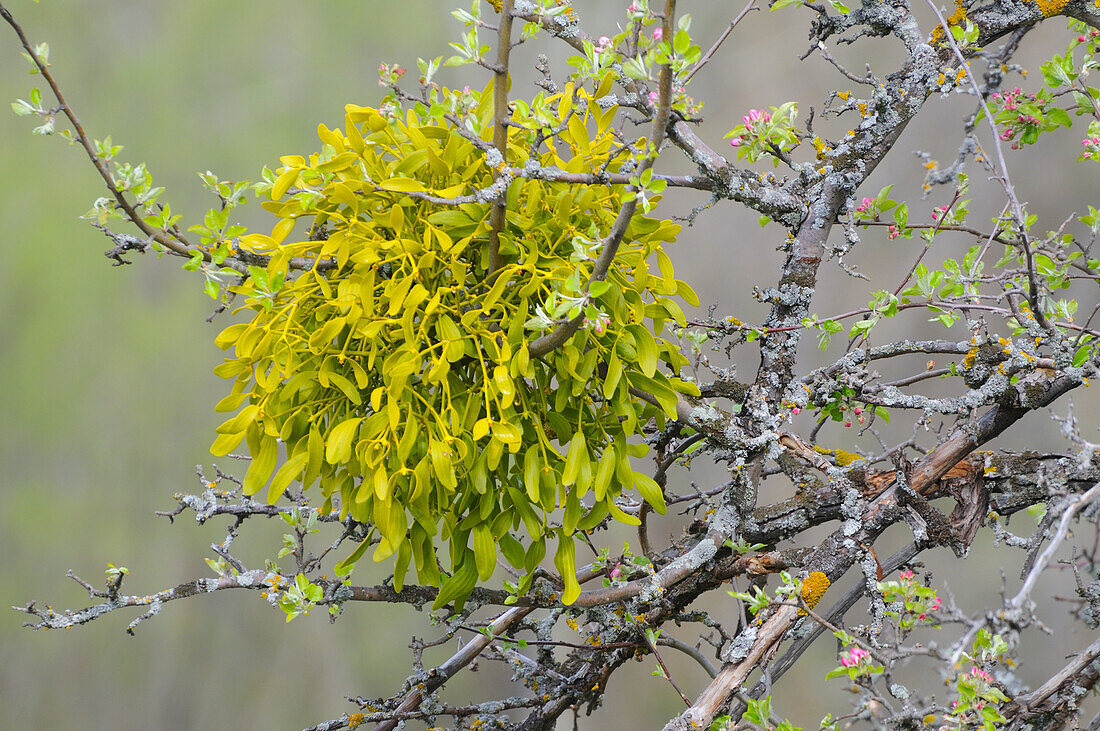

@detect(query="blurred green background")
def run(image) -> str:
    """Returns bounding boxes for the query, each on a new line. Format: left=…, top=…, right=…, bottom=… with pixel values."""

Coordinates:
left=2, top=2, right=1099, bottom=728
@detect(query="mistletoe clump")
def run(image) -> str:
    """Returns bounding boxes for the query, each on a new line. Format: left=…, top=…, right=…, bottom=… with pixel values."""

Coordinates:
left=209, top=79, right=699, bottom=607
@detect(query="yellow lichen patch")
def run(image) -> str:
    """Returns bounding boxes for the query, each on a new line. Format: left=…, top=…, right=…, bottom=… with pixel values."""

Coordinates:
left=833, top=449, right=863, bottom=466
left=812, top=445, right=862, bottom=466
left=347, top=714, right=366, bottom=729
left=837, top=90, right=851, bottom=100
left=1036, top=0, right=1069, bottom=15
left=813, top=135, right=828, bottom=159
left=962, top=347, right=978, bottom=369
left=799, top=571, right=831, bottom=615
left=931, top=0, right=967, bottom=44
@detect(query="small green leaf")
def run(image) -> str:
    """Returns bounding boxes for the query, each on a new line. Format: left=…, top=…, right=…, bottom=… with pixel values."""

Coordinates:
left=633, top=472, right=667, bottom=514
left=325, top=418, right=363, bottom=464
left=243, top=435, right=279, bottom=497
left=472, top=523, right=496, bottom=581
left=553, top=531, right=581, bottom=605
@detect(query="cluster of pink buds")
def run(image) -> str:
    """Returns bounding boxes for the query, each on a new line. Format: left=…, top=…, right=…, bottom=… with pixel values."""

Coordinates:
left=839, top=404, right=865, bottom=428
left=930, top=204, right=948, bottom=221
left=594, top=36, right=613, bottom=53
left=652, top=27, right=663, bottom=41
left=963, top=668, right=992, bottom=684
left=627, top=2, right=644, bottom=16
left=990, top=87, right=1027, bottom=111
left=1077, top=30, right=1100, bottom=43
left=839, top=647, right=870, bottom=668
left=918, top=596, right=942, bottom=620
left=377, top=62, right=406, bottom=87
left=1082, top=135, right=1100, bottom=159
left=729, top=108, right=771, bottom=147
left=989, top=87, right=1046, bottom=150
left=584, top=314, right=611, bottom=335
left=854, top=197, right=874, bottom=213
left=899, top=569, right=915, bottom=581
left=887, top=224, right=900, bottom=239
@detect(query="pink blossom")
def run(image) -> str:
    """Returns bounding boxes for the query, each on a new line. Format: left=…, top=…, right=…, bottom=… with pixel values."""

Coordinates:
left=844, top=420, right=852, bottom=428
left=595, top=36, right=612, bottom=52
left=1080, top=35, right=1087, bottom=43
left=839, top=647, right=869, bottom=668
left=742, top=108, right=770, bottom=127
left=729, top=137, right=743, bottom=147
left=652, top=27, right=663, bottom=41
left=899, top=570, right=914, bottom=580
left=792, top=407, right=801, bottom=415
left=648, top=91, right=658, bottom=103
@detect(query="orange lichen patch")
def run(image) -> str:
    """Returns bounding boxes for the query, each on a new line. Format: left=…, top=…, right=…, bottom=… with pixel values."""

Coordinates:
left=837, top=90, right=851, bottom=100
left=554, top=0, right=577, bottom=22
left=799, top=572, right=831, bottom=615
left=347, top=714, right=366, bottom=729
left=931, top=0, right=967, bottom=44
left=1036, top=0, right=1069, bottom=15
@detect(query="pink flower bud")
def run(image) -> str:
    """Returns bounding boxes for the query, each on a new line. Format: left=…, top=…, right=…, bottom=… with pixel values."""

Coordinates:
left=652, top=27, right=663, bottom=40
